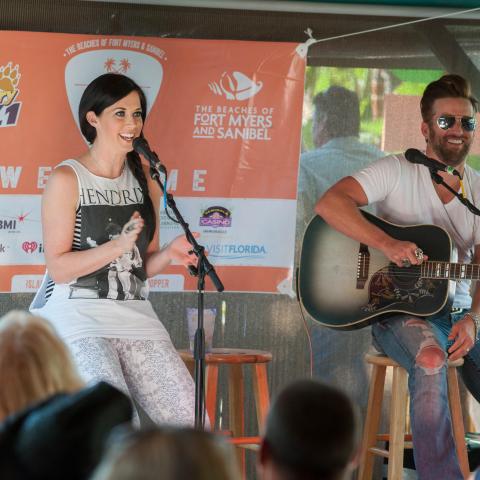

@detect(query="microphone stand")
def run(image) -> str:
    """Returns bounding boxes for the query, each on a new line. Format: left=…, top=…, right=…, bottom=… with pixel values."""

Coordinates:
left=429, top=168, right=480, bottom=216
left=148, top=159, right=224, bottom=430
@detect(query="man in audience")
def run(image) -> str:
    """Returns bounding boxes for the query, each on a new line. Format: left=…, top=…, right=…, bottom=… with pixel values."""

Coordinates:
left=297, top=85, right=383, bottom=233
left=296, top=86, right=383, bottom=424
left=258, top=379, right=358, bottom=480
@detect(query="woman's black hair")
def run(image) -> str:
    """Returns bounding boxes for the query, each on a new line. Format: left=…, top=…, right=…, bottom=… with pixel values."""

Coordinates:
left=78, top=73, right=155, bottom=242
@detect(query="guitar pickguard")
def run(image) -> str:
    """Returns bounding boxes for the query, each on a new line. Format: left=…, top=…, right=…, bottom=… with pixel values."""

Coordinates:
left=364, top=267, right=437, bottom=313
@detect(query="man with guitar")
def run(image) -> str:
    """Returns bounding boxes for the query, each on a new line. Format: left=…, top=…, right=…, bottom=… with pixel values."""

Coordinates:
left=315, top=74, right=480, bottom=480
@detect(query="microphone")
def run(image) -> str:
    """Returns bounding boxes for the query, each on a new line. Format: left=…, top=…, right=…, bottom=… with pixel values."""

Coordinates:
left=133, top=137, right=162, bottom=171
left=404, top=148, right=461, bottom=177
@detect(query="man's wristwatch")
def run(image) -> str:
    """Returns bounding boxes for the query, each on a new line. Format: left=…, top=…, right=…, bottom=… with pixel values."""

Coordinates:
left=467, top=311, right=480, bottom=342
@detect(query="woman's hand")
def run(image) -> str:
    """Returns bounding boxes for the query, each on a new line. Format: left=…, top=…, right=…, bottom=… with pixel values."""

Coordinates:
left=115, top=212, right=144, bottom=253
left=167, top=232, right=201, bottom=267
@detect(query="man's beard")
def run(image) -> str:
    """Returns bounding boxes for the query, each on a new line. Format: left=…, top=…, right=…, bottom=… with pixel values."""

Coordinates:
left=429, top=131, right=472, bottom=167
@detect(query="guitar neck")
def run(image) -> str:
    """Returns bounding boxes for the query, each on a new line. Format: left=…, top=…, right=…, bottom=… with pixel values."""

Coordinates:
left=422, top=261, right=480, bottom=281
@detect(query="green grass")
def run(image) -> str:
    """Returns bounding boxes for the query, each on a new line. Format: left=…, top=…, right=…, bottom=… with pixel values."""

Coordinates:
left=467, top=155, right=480, bottom=171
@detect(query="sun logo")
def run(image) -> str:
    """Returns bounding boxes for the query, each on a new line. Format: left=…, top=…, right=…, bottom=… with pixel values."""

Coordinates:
left=0, top=62, right=21, bottom=107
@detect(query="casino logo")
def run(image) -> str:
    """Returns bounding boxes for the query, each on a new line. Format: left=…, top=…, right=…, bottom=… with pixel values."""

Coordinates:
left=0, top=62, right=22, bottom=127
left=199, top=206, right=232, bottom=228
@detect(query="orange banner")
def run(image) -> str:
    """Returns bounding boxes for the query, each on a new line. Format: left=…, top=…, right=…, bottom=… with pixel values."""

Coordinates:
left=0, top=31, right=305, bottom=293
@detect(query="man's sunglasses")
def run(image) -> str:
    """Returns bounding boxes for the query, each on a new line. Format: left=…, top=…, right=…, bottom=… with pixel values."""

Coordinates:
left=436, top=115, right=477, bottom=132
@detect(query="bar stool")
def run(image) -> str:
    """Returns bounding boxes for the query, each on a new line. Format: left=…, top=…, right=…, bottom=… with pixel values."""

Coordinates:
left=178, top=348, right=272, bottom=477
left=359, top=353, right=469, bottom=480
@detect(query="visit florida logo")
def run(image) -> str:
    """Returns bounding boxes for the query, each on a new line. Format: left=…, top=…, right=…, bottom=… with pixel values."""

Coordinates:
left=0, top=62, right=22, bottom=127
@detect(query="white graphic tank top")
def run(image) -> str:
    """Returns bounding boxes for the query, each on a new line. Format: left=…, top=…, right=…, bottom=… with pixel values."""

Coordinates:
left=30, top=159, right=170, bottom=342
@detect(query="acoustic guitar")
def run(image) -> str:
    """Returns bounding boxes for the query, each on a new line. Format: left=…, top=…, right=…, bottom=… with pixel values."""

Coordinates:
left=297, top=210, right=476, bottom=330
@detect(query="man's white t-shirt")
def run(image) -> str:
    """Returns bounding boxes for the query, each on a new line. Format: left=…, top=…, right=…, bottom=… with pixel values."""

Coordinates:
left=352, top=153, right=480, bottom=309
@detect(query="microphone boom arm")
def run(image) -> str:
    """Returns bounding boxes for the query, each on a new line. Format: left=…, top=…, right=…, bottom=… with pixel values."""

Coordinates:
left=148, top=163, right=224, bottom=291
left=429, top=168, right=480, bottom=216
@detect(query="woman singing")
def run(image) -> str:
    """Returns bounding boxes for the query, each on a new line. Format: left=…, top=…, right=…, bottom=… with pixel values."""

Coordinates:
left=31, top=73, right=197, bottom=426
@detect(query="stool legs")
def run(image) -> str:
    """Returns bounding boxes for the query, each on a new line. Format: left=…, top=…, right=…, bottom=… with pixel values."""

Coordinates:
left=228, top=364, right=246, bottom=477
left=359, top=363, right=387, bottom=480
left=360, top=357, right=470, bottom=480
left=252, top=363, right=270, bottom=431
left=447, top=367, right=469, bottom=479
left=177, top=349, right=272, bottom=480
left=228, top=364, right=245, bottom=437
left=388, top=366, right=408, bottom=480
left=206, top=365, right=219, bottom=429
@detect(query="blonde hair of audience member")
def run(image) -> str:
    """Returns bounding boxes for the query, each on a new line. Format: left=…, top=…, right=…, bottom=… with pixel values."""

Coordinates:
left=0, top=310, right=83, bottom=421
left=91, top=427, right=240, bottom=480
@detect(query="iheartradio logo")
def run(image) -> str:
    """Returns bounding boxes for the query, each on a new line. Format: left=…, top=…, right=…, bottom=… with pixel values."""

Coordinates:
left=64, top=49, right=164, bottom=139
left=22, top=241, right=43, bottom=254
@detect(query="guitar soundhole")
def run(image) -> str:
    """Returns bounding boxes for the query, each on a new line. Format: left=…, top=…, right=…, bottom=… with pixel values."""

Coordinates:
left=388, top=264, right=421, bottom=289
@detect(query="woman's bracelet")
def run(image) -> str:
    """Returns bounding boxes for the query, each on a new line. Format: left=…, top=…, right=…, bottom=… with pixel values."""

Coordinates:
left=466, top=311, right=480, bottom=342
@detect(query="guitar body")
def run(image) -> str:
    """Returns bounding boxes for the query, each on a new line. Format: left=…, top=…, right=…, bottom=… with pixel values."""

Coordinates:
left=298, top=210, right=456, bottom=330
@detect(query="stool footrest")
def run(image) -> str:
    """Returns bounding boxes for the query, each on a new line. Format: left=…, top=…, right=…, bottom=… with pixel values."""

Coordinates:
left=369, top=447, right=389, bottom=458
left=377, top=433, right=413, bottom=442
left=228, top=436, right=261, bottom=445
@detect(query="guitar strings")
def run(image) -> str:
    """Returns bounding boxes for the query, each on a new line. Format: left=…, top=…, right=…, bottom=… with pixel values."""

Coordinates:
left=353, top=264, right=479, bottom=280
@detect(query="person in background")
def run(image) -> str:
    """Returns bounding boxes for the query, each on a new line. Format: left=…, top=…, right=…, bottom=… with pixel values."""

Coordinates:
left=0, top=310, right=132, bottom=480
left=257, top=379, right=358, bottom=480
left=0, top=309, right=83, bottom=421
left=90, top=426, right=240, bottom=480
left=297, top=86, right=384, bottom=232
left=296, top=86, right=383, bottom=424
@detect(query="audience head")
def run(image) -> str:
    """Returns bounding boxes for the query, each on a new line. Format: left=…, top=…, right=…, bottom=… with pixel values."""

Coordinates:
left=259, top=379, right=358, bottom=480
left=0, top=310, right=83, bottom=421
left=312, top=86, right=360, bottom=148
left=0, top=381, right=133, bottom=480
left=91, top=426, right=240, bottom=480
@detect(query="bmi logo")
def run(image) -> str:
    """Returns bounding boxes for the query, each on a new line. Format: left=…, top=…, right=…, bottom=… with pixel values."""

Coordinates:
left=0, top=219, right=17, bottom=231
left=0, top=212, right=31, bottom=233
left=0, top=62, right=22, bottom=127
left=209, top=71, right=262, bottom=101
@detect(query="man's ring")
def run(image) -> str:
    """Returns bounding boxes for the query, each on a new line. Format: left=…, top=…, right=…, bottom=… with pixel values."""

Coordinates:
left=414, top=248, right=424, bottom=262
left=402, top=258, right=411, bottom=268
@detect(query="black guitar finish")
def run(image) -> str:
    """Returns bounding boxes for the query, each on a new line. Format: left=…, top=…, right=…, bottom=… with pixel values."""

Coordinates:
left=298, top=211, right=456, bottom=330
